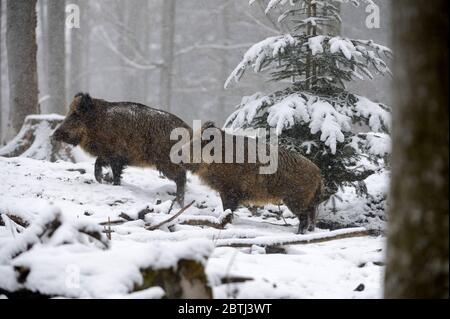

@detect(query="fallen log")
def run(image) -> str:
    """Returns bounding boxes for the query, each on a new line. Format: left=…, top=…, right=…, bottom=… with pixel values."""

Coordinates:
left=178, top=210, right=233, bottom=230
left=214, top=227, right=372, bottom=248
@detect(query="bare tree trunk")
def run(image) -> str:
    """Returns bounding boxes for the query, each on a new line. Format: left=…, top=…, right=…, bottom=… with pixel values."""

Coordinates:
left=38, top=0, right=49, bottom=109
left=69, top=0, right=90, bottom=96
left=47, top=0, right=66, bottom=114
left=159, top=0, right=176, bottom=112
left=385, top=0, right=449, bottom=299
left=0, top=0, right=3, bottom=144
left=142, top=0, right=151, bottom=105
left=6, top=0, right=39, bottom=134
left=218, top=1, right=231, bottom=111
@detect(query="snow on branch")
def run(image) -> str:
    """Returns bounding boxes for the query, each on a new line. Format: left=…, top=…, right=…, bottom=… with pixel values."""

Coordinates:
left=349, top=132, right=391, bottom=157
left=225, top=92, right=390, bottom=154
left=225, top=93, right=271, bottom=129
left=224, top=35, right=297, bottom=89
left=252, top=0, right=377, bottom=16
left=225, top=34, right=391, bottom=90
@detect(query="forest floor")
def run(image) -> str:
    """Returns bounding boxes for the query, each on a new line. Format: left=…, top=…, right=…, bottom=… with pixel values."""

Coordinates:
left=0, top=156, right=386, bottom=298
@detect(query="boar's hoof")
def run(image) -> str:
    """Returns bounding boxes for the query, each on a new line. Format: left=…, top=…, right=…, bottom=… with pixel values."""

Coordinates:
left=95, top=173, right=103, bottom=184
left=297, top=216, right=310, bottom=234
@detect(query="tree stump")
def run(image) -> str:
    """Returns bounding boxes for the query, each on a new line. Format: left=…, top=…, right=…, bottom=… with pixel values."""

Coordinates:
left=0, top=114, right=75, bottom=162
left=137, top=259, right=213, bottom=299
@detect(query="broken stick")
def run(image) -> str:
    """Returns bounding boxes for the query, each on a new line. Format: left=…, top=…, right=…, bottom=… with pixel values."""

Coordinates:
left=145, top=200, right=195, bottom=231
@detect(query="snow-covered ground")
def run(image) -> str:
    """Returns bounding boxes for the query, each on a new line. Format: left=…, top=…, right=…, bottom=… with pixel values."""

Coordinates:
left=0, top=155, right=386, bottom=298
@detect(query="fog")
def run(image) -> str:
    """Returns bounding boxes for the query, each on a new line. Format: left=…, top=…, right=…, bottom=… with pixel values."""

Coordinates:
left=0, top=0, right=391, bottom=141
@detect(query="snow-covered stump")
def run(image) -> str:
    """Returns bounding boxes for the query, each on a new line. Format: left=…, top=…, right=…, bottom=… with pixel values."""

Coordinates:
left=0, top=207, right=213, bottom=299
left=0, top=114, right=75, bottom=162
left=137, top=259, right=212, bottom=299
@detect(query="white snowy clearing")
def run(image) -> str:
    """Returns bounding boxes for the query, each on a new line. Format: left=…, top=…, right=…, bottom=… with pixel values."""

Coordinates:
left=0, top=155, right=386, bottom=299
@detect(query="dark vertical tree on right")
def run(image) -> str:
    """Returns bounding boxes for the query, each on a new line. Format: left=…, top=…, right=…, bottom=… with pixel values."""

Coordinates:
left=385, top=0, right=449, bottom=298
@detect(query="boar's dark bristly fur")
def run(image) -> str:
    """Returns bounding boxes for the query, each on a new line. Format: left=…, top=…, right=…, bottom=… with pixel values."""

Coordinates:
left=183, top=122, right=324, bottom=234
left=53, top=93, right=192, bottom=206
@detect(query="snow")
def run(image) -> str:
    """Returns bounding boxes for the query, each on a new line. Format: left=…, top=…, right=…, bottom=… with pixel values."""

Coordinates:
left=224, top=35, right=296, bottom=89
left=308, top=99, right=351, bottom=154
left=224, top=93, right=270, bottom=130
left=225, top=91, right=391, bottom=156
left=309, top=35, right=326, bottom=55
left=267, top=94, right=310, bottom=135
left=0, top=156, right=386, bottom=298
left=355, top=96, right=391, bottom=132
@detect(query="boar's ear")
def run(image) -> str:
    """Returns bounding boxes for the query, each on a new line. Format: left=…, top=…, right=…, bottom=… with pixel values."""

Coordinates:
left=201, top=121, right=216, bottom=133
left=77, top=93, right=94, bottom=113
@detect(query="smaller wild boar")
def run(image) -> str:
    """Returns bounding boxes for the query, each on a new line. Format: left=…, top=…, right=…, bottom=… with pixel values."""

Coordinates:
left=53, top=93, right=191, bottom=206
left=182, top=122, right=324, bottom=234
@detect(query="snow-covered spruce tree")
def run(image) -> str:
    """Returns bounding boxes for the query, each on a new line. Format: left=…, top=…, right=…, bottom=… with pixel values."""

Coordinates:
left=224, top=0, right=392, bottom=227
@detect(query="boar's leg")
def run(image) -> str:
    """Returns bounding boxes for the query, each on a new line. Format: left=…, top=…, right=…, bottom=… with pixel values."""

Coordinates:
left=157, top=163, right=187, bottom=207
left=220, top=192, right=239, bottom=212
left=285, top=200, right=310, bottom=234
left=110, top=157, right=127, bottom=186
left=297, top=214, right=310, bottom=234
left=307, top=208, right=317, bottom=232
left=174, top=171, right=186, bottom=207
left=307, top=184, right=322, bottom=232
left=94, top=157, right=108, bottom=183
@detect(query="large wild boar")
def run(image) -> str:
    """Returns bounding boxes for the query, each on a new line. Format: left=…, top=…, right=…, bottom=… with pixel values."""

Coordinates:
left=52, top=93, right=191, bottom=206
left=181, top=122, right=324, bottom=234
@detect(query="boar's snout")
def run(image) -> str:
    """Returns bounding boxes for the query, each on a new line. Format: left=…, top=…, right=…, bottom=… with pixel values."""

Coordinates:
left=52, top=127, right=67, bottom=141
left=52, top=127, right=81, bottom=146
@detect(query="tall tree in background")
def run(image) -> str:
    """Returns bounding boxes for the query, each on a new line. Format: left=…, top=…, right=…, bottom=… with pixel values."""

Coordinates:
left=38, top=0, right=49, bottom=106
left=160, top=0, right=176, bottom=111
left=47, top=0, right=66, bottom=114
left=6, top=0, right=39, bottom=134
left=142, top=0, right=152, bottom=105
left=225, top=0, right=392, bottom=204
left=0, top=0, right=3, bottom=144
left=218, top=1, right=231, bottom=112
left=385, top=0, right=449, bottom=298
left=69, top=0, right=90, bottom=96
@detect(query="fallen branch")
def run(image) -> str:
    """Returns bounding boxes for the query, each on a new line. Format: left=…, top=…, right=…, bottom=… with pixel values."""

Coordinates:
left=220, top=276, right=254, bottom=284
left=145, top=200, right=195, bottom=231
left=214, top=227, right=371, bottom=248
left=179, top=210, right=233, bottom=230
left=0, top=212, right=31, bottom=228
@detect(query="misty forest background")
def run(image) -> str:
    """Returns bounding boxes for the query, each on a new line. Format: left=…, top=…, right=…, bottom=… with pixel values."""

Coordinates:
left=0, top=0, right=447, bottom=299
left=0, top=0, right=391, bottom=141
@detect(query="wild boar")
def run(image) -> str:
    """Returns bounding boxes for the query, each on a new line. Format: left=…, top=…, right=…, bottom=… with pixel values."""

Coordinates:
left=52, top=93, right=191, bottom=206
left=181, top=122, right=324, bottom=234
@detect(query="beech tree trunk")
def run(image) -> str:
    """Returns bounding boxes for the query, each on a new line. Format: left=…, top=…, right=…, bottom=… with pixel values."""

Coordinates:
left=69, top=0, right=90, bottom=96
left=47, top=0, right=66, bottom=114
left=6, top=0, right=39, bottom=134
left=0, top=0, right=3, bottom=144
left=159, top=0, right=176, bottom=112
left=385, top=0, right=449, bottom=298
